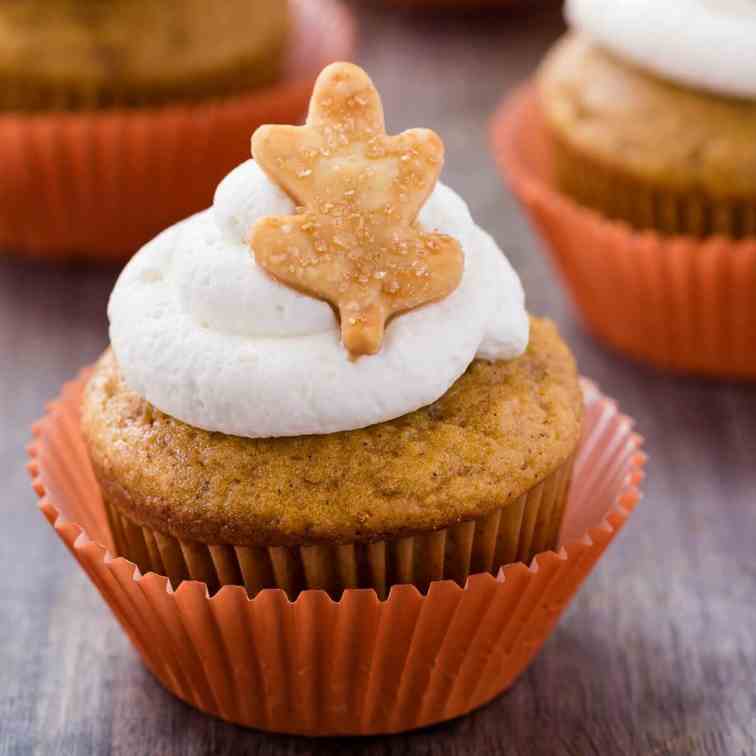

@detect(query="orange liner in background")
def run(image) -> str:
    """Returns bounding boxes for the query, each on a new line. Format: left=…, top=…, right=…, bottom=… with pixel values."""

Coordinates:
left=0, top=0, right=355, bottom=263
left=491, top=84, right=756, bottom=380
left=28, top=372, right=644, bottom=735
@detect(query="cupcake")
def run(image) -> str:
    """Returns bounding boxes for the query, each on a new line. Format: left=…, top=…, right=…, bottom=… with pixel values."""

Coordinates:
left=0, top=0, right=288, bottom=110
left=538, top=1, right=756, bottom=238
left=0, top=0, right=355, bottom=261
left=81, top=62, right=583, bottom=600
left=33, top=63, right=646, bottom=734
left=491, top=0, right=756, bottom=378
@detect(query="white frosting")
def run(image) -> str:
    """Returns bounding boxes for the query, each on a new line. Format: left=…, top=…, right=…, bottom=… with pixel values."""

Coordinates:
left=567, top=0, right=756, bottom=99
left=109, top=160, right=529, bottom=438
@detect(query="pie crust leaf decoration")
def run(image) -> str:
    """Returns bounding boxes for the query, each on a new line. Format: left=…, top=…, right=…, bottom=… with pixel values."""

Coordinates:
left=250, top=62, right=464, bottom=357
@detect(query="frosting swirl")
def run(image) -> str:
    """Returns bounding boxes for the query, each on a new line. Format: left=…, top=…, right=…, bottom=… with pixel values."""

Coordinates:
left=567, top=0, right=756, bottom=99
left=109, top=160, right=529, bottom=437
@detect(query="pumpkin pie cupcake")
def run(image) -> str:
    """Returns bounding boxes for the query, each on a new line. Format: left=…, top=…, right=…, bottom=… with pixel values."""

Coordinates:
left=492, top=0, right=756, bottom=378
left=33, top=62, right=646, bottom=735
left=81, top=62, right=583, bottom=599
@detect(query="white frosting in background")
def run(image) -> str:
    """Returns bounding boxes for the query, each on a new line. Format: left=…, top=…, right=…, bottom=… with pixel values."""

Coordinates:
left=109, top=160, right=529, bottom=438
left=567, top=0, right=756, bottom=99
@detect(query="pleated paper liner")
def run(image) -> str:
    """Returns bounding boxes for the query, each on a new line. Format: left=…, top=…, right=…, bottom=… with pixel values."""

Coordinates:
left=491, top=84, right=756, bottom=380
left=28, top=370, right=644, bottom=736
left=0, top=0, right=355, bottom=263
left=103, top=451, right=574, bottom=600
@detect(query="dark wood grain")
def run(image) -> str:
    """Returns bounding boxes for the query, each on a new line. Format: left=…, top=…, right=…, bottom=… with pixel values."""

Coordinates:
left=2, top=3, right=756, bottom=754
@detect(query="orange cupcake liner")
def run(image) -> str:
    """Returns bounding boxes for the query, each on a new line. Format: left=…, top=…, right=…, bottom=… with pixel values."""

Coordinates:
left=491, top=84, right=756, bottom=380
left=28, top=370, right=644, bottom=735
left=0, top=0, right=356, bottom=263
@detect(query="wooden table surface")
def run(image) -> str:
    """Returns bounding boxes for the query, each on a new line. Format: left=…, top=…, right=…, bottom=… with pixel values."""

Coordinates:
left=2, top=4, right=755, bottom=754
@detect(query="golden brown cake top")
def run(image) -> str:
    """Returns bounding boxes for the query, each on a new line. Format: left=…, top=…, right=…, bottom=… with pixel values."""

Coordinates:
left=82, top=318, right=583, bottom=546
left=538, top=34, right=756, bottom=199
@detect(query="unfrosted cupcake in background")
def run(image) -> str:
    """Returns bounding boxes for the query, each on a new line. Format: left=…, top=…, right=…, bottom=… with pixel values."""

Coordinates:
left=81, top=62, right=583, bottom=599
left=492, top=0, right=756, bottom=379
left=0, top=0, right=288, bottom=110
left=0, top=0, right=355, bottom=261
left=538, top=0, right=756, bottom=238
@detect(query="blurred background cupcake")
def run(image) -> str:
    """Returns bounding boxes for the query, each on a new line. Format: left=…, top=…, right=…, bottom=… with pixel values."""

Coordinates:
left=492, top=0, right=756, bottom=378
left=0, top=0, right=355, bottom=262
left=0, top=0, right=288, bottom=110
left=539, top=1, right=756, bottom=239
